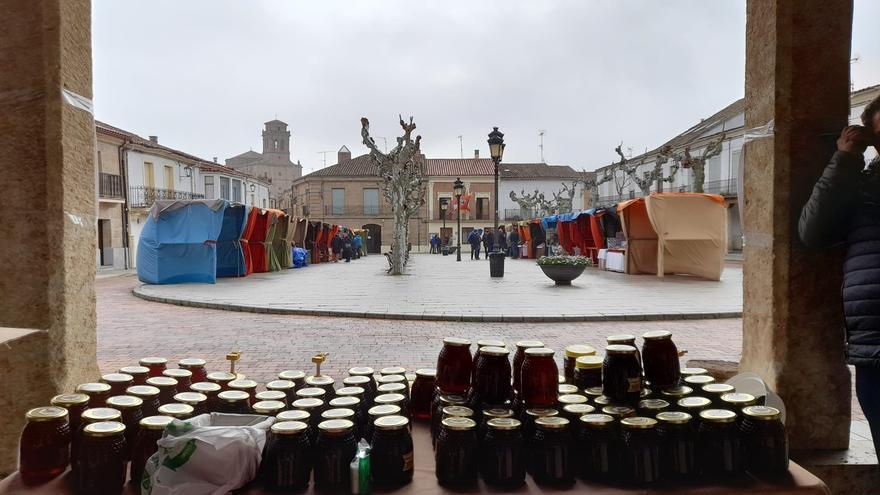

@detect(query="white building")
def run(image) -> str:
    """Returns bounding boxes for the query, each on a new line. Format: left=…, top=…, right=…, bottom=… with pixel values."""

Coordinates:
left=498, top=163, right=587, bottom=221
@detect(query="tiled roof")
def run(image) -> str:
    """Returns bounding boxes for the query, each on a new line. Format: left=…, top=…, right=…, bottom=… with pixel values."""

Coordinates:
left=426, top=158, right=495, bottom=176
left=500, top=163, right=581, bottom=179
left=301, top=154, right=379, bottom=178
left=228, top=150, right=262, bottom=161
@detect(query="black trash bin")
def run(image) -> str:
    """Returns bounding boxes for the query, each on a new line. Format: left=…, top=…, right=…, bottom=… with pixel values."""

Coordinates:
left=442, top=246, right=449, bottom=256
left=489, top=251, right=505, bottom=277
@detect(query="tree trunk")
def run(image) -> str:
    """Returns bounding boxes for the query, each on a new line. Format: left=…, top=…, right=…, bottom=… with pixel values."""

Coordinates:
left=693, top=164, right=705, bottom=193
left=389, top=181, right=409, bottom=275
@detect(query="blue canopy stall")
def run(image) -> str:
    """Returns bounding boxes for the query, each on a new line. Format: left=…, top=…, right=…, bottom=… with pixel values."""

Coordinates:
left=216, top=203, right=250, bottom=278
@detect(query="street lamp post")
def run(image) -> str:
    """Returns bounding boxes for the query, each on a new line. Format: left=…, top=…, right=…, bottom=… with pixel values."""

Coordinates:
left=454, top=178, right=464, bottom=262
left=440, top=198, right=449, bottom=255
left=487, top=127, right=506, bottom=277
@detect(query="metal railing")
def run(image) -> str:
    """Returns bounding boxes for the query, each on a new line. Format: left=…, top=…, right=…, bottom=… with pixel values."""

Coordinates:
left=129, top=186, right=205, bottom=208
left=99, top=172, right=124, bottom=199
left=323, top=205, right=388, bottom=216
left=437, top=210, right=491, bottom=221
left=703, top=178, right=738, bottom=196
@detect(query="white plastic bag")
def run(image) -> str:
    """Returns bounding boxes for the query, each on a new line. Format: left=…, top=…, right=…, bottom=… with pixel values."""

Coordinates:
left=142, top=413, right=275, bottom=495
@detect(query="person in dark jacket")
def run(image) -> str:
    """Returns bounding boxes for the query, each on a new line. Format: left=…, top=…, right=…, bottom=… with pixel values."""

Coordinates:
left=509, top=227, right=520, bottom=259
left=496, top=226, right=508, bottom=254
left=483, top=228, right=494, bottom=258
left=342, top=232, right=353, bottom=262
left=799, top=95, right=880, bottom=456
left=330, top=233, right=343, bottom=262
left=468, top=229, right=481, bottom=260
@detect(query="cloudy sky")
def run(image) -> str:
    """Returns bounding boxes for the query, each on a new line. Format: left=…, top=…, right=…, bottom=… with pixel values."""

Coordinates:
left=93, top=1, right=880, bottom=174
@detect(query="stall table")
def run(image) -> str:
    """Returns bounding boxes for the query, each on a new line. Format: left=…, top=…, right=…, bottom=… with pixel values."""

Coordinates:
left=0, top=422, right=829, bottom=495
left=604, top=248, right=626, bottom=273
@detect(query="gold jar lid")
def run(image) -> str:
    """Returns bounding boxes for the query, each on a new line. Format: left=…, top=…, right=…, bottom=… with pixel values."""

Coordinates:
left=50, top=393, right=89, bottom=407
left=487, top=417, right=522, bottom=430
left=292, top=398, right=324, bottom=410
left=678, top=397, right=712, bottom=410
left=563, top=404, right=595, bottom=416
left=375, top=415, right=409, bottom=431
left=605, top=344, right=637, bottom=355
left=217, top=390, right=249, bottom=403
left=638, top=399, right=670, bottom=411
left=120, top=365, right=150, bottom=376
left=82, top=407, right=121, bottom=422
left=305, top=376, right=334, bottom=387
left=559, top=394, right=588, bottom=405
left=443, top=337, right=471, bottom=347
left=565, top=344, right=597, bottom=358
left=575, top=356, right=603, bottom=369
left=329, top=396, right=360, bottom=409
left=377, top=374, right=406, bottom=385
left=602, top=405, right=636, bottom=418
left=536, top=416, right=569, bottom=430
left=684, top=375, right=716, bottom=386
left=515, top=340, right=545, bottom=349
left=558, top=384, right=579, bottom=395
left=482, top=408, right=514, bottom=419
left=524, top=347, right=554, bottom=357
left=642, top=330, right=673, bottom=340
left=580, top=413, right=615, bottom=427
left=321, top=408, right=355, bottom=421
left=480, top=346, right=510, bottom=356
left=253, top=401, right=287, bottom=414
left=348, top=367, right=374, bottom=377
left=606, top=334, right=636, bottom=344
left=377, top=383, right=407, bottom=395
left=368, top=404, right=401, bottom=417
left=380, top=366, right=407, bottom=376
left=656, top=411, right=693, bottom=424
left=660, top=386, right=693, bottom=399
left=477, top=339, right=505, bottom=348
left=374, top=393, right=405, bottom=405
left=277, top=410, right=310, bottom=422
left=318, top=419, right=354, bottom=435
left=702, top=383, right=735, bottom=395
left=742, top=405, right=781, bottom=421
left=272, top=420, right=308, bottom=435
left=343, top=376, right=371, bottom=387
left=336, top=387, right=365, bottom=397
left=140, top=415, right=174, bottom=430
left=26, top=406, right=68, bottom=422
left=158, top=403, right=194, bottom=418
left=700, top=409, right=737, bottom=423
left=441, top=417, right=476, bottom=431
left=584, top=387, right=603, bottom=398
left=163, top=369, right=193, bottom=380
left=593, top=395, right=611, bottom=407
left=106, top=395, right=143, bottom=409
left=621, top=417, right=658, bottom=429
left=266, top=379, right=295, bottom=391
left=101, top=373, right=134, bottom=384
left=415, top=368, right=437, bottom=377
left=255, top=391, right=287, bottom=402
left=146, top=377, right=178, bottom=389
left=229, top=379, right=258, bottom=390
left=174, top=392, right=207, bottom=405
left=721, top=393, right=757, bottom=406
left=439, top=394, right=468, bottom=406
left=127, top=385, right=160, bottom=398
left=207, top=371, right=237, bottom=382
left=190, top=382, right=221, bottom=394
left=442, top=406, right=474, bottom=418
left=139, top=357, right=168, bottom=366
left=279, top=370, right=306, bottom=381
left=178, top=358, right=206, bottom=368
left=84, top=421, right=126, bottom=437
left=525, top=408, right=558, bottom=418
left=680, top=367, right=708, bottom=376
left=296, top=387, right=326, bottom=399
left=77, top=382, right=112, bottom=394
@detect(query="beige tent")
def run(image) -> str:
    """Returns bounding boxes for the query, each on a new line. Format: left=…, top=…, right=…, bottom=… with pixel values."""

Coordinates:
left=618, top=193, right=727, bottom=280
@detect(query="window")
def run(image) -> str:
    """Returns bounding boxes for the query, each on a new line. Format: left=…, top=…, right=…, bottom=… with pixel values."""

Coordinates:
left=97, top=150, right=103, bottom=172
left=263, top=198, right=267, bottom=208
left=332, top=188, right=345, bottom=214
left=232, top=179, right=241, bottom=203
left=164, top=165, right=174, bottom=189
left=220, top=177, right=230, bottom=200
left=476, top=197, right=488, bottom=220
left=143, top=162, right=155, bottom=189
left=204, top=176, right=215, bottom=199
left=730, top=150, right=742, bottom=178
left=706, top=154, right=722, bottom=183
left=363, top=188, right=379, bottom=215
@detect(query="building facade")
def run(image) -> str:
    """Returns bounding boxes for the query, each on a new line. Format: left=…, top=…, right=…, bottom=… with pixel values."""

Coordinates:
left=226, top=119, right=303, bottom=211
left=498, top=163, right=588, bottom=221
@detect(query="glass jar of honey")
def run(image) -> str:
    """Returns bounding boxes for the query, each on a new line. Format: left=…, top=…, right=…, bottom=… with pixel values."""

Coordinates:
left=217, top=390, right=251, bottom=414
left=702, top=383, right=736, bottom=408
left=659, top=385, right=693, bottom=405
left=620, top=417, right=661, bottom=483
left=139, top=357, right=168, bottom=377
left=478, top=407, right=515, bottom=440
left=126, top=385, right=161, bottom=417
left=74, top=421, right=128, bottom=494
left=76, top=382, right=112, bottom=408
left=266, top=379, right=296, bottom=406
left=50, top=393, right=89, bottom=434
left=641, top=330, right=681, bottom=391
left=576, top=413, right=617, bottom=481
left=276, top=410, right=313, bottom=445
left=145, top=376, right=179, bottom=404
left=521, top=408, right=558, bottom=444
left=262, top=421, right=311, bottom=491
left=698, top=409, right=744, bottom=476
left=435, top=417, right=478, bottom=488
left=529, top=416, right=574, bottom=486
left=293, top=398, right=325, bottom=442
left=680, top=367, right=708, bottom=379
left=512, top=340, right=544, bottom=394
left=256, top=390, right=287, bottom=406
left=606, top=334, right=640, bottom=363
left=19, top=407, right=70, bottom=484
left=720, top=392, right=759, bottom=413
left=563, top=345, right=596, bottom=384
left=656, top=411, right=696, bottom=478
left=684, top=374, right=716, bottom=388
left=174, top=392, right=209, bottom=416
left=678, top=396, right=712, bottom=416
left=638, top=398, right=670, bottom=417
left=473, top=340, right=505, bottom=379
left=343, top=375, right=374, bottom=407
left=190, top=382, right=222, bottom=412
left=101, top=373, right=135, bottom=397
left=178, top=358, right=208, bottom=383
left=106, top=395, right=143, bottom=454
left=278, top=369, right=307, bottom=389
left=380, top=366, right=406, bottom=376
left=119, top=366, right=150, bottom=386
left=162, top=369, right=193, bottom=392
left=574, top=356, right=603, bottom=390
left=228, top=378, right=259, bottom=404
left=561, top=404, right=595, bottom=435
left=296, top=386, right=327, bottom=405
left=430, top=394, right=467, bottom=444
left=740, top=406, right=788, bottom=474
left=347, top=366, right=376, bottom=391
left=329, top=397, right=364, bottom=436
left=158, top=403, right=194, bottom=420
left=334, top=387, right=366, bottom=408
left=371, top=415, right=413, bottom=487
left=314, top=419, right=357, bottom=492
left=602, top=405, right=636, bottom=421
left=436, top=337, right=473, bottom=395
left=251, top=400, right=286, bottom=416
left=305, top=375, right=336, bottom=400
left=375, top=393, right=408, bottom=418
left=377, top=382, right=408, bottom=403
left=206, top=371, right=237, bottom=391
left=472, top=346, right=512, bottom=405
left=602, top=345, right=642, bottom=406
left=130, top=415, right=173, bottom=487
left=520, top=347, right=559, bottom=409
left=481, top=418, right=526, bottom=487
left=366, top=404, right=401, bottom=443
left=410, top=368, right=436, bottom=420
left=74, top=408, right=120, bottom=463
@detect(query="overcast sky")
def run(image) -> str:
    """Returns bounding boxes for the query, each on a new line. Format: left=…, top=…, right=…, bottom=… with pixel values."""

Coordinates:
left=93, top=1, right=880, bottom=174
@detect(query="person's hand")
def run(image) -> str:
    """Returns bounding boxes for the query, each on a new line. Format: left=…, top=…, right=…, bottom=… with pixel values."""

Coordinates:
left=837, top=125, right=872, bottom=155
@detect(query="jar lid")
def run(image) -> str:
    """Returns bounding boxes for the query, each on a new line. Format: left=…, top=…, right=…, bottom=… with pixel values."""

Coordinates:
left=515, top=340, right=545, bottom=349
left=368, top=404, right=401, bottom=417
left=721, top=393, right=757, bottom=405
left=140, top=415, right=174, bottom=430
left=660, top=386, right=693, bottom=398
left=584, top=386, right=603, bottom=397
left=375, top=415, right=410, bottom=431
left=139, top=357, right=168, bottom=366
left=621, top=417, right=658, bottom=429
left=642, top=330, right=672, bottom=340
left=253, top=401, right=287, bottom=414
left=278, top=370, right=306, bottom=380
left=120, top=366, right=150, bottom=375
left=702, top=383, right=735, bottom=395
left=605, top=344, right=637, bottom=354
left=348, top=367, right=374, bottom=377
left=207, top=372, right=236, bottom=382
left=102, top=373, right=134, bottom=384
left=146, top=377, right=178, bottom=388
left=26, top=406, right=68, bottom=422
left=680, top=367, right=709, bottom=376
left=563, top=404, right=595, bottom=416
left=565, top=344, right=597, bottom=358
left=415, top=368, right=437, bottom=377
left=255, top=391, right=287, bottom=402
left=606, top=334, right=636, bottom=344
left=107, top=395, right=143, bottom=409
left=579, top=413, right=615, bottom=427
left=377, top=384, right=406, bottom=396
left=742, top=405, right=781, bottom=421
left=82, top=407, right=122, bottom=422
left=380, top=366, right=407, bottom=376
left=229, top=379, right=258, bottom=389
left=178, top=358, right=207, bottom=367
left=277, top=410, right=310, bottom=422
left=638, top=399, right=670, bottom=411
left=376, top=374, right=406, bottom=384
left=524, top=347, right=554, bottom=357
left=441, top=417, right=476, bottom=430
left=218, top=390, right=249, bottom=403
left=343, top=376, right=371, bottom=386
left=442, top=406, right=473, bottom=417
left=76, top=382, right=111, bottom=394
left=593, top=396, right=611, bottom=406
left=174, top=392, right=208, bottom=405
left=480, top=346, right=510, bottom=356
left=656, top=411, right=693, bottom=424
left=575, top=356, right=603, bottom=369
left=678, top=397, right=712, bottom=409
left=292, top=398, right=324, bottom=410
left=318, top=419, right=354, bottom=434
left=266, top=380, right=295, bottom=391
left=127, top=385, right=160, bottom=397
left=525, top=408, right=558, bottom=418
left=163, top=369, right=193, bottom=380
left=330, top=396, right=360, bottom=409
left=190, top=382, right=221, bottom=394
left=558, top=384, right=579, bottom=395
left=602, top=405, right=636, bottom=418
left=439, top=394, right=467, bottom=405
left=84, top=421, right=126, bottom=437
left=700, top=409, right=737, bottom=423
left=442, top=337, right=471, bottom=347
left=158, top=403, right=194, bottom=418
left=684, top=375, right=716, bottom=386
left=374, top=393, right=405, bottom=405
left=305, top=376, right=334, bottom=387
left=296, top=387, right=327, bottom=399
left=487, top=417, right=522, bottom=430
left=558, top=394, right=588, bottom=405
left=536, top=416, right=570, bottom=430
left=272, top=420, right=308, bottom=435
left=336, top=387, right=365, bottom=397
left=321, top=408, right=355, bottom=420
left=50, top=393, right=89, bottom=407
left=482, top=408, right=514, bottom=419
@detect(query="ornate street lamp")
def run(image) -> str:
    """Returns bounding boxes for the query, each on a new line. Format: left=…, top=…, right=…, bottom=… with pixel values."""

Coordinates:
left=454, top=178, right=464, bottom=262
left=440, top=198, right=448, bottom=242
left=487, top=127, right=506, bottom=277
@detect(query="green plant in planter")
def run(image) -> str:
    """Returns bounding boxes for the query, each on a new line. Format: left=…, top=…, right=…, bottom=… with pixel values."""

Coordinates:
left=537, top=255, right=592, bottom=267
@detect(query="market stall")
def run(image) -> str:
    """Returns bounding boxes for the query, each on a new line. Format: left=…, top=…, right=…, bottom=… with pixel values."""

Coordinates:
left=246, top=209, right=272, bottom=273
left=216, top=203, right=249, bottom=278
left=240, top=207, right=259, bottom=275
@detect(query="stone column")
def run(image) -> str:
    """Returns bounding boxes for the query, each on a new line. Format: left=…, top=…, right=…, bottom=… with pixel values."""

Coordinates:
left=741, top=0, right=853, bottom=450
left=0, top=0, right=97, bottom=472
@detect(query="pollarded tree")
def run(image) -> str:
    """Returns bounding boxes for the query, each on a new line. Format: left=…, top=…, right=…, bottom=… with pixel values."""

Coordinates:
left=617, top=142, right=679, bottom=196
left=680, top=134, right=726, bottom=193
left=361, top=115, right=427, bottom=275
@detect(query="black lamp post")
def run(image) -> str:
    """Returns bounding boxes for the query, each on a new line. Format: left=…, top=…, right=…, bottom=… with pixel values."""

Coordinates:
left=487, top=127, right=506, bottom=277
left=454, top=178, right=464, bottom=262
left=440, top=198, right=448, bottom=234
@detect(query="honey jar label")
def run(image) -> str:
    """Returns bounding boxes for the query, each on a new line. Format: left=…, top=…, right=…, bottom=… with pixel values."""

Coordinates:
left=627, top=378, right=641, bottom=393
left=402, top=451, right=414, bottom=472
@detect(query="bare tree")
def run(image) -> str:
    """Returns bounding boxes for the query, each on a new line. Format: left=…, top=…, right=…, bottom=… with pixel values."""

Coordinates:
left=618, top=142, right=679, bottom=196
left=361, top=116, right=426, bottom=275
left=680, top=134, right=725, bottom=193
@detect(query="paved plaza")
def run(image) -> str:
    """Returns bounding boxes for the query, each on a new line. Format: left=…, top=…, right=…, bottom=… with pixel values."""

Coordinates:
left=134, top=253, right=743, bottom=321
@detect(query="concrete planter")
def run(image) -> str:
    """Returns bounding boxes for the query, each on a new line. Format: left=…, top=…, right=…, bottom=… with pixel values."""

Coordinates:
left=539, top=264, right=586, bottom=285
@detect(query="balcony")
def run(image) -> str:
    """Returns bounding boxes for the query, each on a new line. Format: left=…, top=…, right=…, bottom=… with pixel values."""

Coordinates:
left=99, top=172, right=124, bottom=199
left=703, top=178, right=738, bottom=196
left=129, top=186, right=205, bottom=208
left=323, top=205, right=388, bottom=217
left=437, top=210, right=491, bottom=221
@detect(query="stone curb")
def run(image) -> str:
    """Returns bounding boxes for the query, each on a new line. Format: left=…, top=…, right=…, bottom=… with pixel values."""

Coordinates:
left=132, top=287, right=742, bottom=323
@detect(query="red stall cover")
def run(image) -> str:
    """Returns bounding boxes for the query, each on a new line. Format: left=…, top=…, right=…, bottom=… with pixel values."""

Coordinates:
left=248, top=209, right=272, bottom=273
left=240, top=207, right=259, bottom=275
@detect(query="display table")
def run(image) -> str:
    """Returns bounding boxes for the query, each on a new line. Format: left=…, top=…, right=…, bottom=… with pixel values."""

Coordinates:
left=0, top=422, right=830, bottom=494
left=604, top=248, right=626, bottom=273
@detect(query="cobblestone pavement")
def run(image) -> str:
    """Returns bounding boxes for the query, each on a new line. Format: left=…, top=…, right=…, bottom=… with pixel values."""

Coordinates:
left=133, top=254, right=743, bottom=321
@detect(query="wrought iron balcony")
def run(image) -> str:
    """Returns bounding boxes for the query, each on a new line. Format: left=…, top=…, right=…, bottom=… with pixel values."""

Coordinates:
left=129, top=186, right=205, bottom=208
left=99, top=172, right=124, bottom=199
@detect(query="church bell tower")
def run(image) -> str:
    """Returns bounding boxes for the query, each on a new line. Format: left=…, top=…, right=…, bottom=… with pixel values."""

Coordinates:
left=262, top=120, right=291, bottom=160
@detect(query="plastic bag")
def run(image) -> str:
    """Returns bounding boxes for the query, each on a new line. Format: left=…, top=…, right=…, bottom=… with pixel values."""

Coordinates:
left=350, top=439, right=371, bottom=495
left=142, top=413, right=275, bottom=495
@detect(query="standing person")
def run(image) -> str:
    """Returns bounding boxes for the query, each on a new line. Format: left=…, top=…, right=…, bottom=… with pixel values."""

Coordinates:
left=353, top=232, right=363, bottom=260
left=468, top=230, right=479, bottom=260
left=331, top=232, right=343, bottom=262
left=474, top=230, right=482, bottom=260
left=799, top=95, right=880, bottom=458
left=483, top=227, right=494, bottom=258
left=431, top=234, right=439, bottom=254
left=496, top=226, right=508, bottom=256
left=342, top=232, right=353, bottom=263
left=509, top=226, right=520, bottom=259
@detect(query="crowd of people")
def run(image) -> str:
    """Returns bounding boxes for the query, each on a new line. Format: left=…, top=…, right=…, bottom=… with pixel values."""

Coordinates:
left=329, top=228, right=364, bottom=263
left=429, top=226, right=534, bottom=260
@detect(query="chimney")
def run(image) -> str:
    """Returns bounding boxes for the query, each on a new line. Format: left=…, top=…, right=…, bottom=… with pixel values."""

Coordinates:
left=149, top=135, right=158, bottom=144
left=213, top=157, right=218, bottom=163
left=338, top=146, right=351, bottom=163
left=474, top=149, right=480, bottom=159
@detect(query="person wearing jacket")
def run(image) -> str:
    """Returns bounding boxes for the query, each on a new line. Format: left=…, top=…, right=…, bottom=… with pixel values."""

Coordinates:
left=330, top=233, right=343, bottom=262
left=468, top=229, right=481, bottom=260
left=509, top=227, right=520, bottom=259
left=483, top=228, right=494, bottom=258
left=353, top=233, right=363, bottom=259
left=799, top=95, right=880, bottom=457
